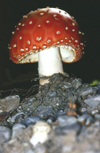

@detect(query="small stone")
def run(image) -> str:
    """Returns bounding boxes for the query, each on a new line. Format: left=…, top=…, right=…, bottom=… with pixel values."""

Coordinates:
left=55, top=123, right=80, bottom=135
left=94, top=113, right=100, bottom=119
left=85, top=115, right=94, bottom=126
left=34, top=143, right=47, bottom=153
left=0, top=126, right=11, bottom=144
left=47, top=91, right=57, bottom=97
left=46, top=116, right=56, bottom=123
left=57, top=115, right=77, bottom=126
left=21, top=97, right=36, bottom=112
left=0, top=95, right=20, bottom=112
left=53, top=110, right=66, bottom=118
left=12, top=123, right=26, bottom=131
left=2, top=139, right=24, bottom=153
left=62, top=145, right=73, bottom=152
left=22, top=142, right=35, bottom=153
left=78, top=113, right=94, bottom=126
left=81, top=108, right=87, bottom=113
left=9, top=112, right=25, bottom=123
left=97, top=83, right=100, bottom=94
left=22, top=115, right=41, bottom=126
left=26, top=97, right=36, bottom=103
left=79, top=87, right=94, bottom=97
left=37, top=106, right=53, bottom=117
left=67, top=92, right=77, bottom=103
left=84, top=95, right=100, bottom=108
left=72, top=78, right=82, bottom=89
left=12, top=123, right=26, bottom=138
left=92, top=109, right=99, bottom=115
left=62, top=82, right=72, bottom=89
left=78, top=113, right=89, bottom=123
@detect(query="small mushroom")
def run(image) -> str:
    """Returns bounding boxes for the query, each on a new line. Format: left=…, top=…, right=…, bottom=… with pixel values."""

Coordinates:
left=30, top=121, right=51, bottom=146
left=9, top=7, right=84, bottom=85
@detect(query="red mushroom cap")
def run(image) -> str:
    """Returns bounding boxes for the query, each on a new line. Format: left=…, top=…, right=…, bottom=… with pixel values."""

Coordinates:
left=9, top=7, right=84, bottom=64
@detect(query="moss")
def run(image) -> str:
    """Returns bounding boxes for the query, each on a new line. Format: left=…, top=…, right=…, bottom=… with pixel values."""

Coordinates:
left=90, top=80, right=100, bottom=86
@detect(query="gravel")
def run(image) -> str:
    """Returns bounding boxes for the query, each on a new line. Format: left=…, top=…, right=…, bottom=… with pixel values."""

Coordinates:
left=0, top=73, right=100, bottom=153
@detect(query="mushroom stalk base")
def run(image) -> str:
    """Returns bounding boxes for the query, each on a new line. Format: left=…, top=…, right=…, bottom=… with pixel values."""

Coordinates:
left=38, top=47, right=64, bottom=85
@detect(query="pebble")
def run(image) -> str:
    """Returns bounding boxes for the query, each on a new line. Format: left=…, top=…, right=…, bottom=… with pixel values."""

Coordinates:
left=22, top=142, right=35, bottom=153
left=0, top=95, right=20, bottom=112
left=94, top=113, right=100, bottom=119
left=22, top=115, right=41, bottom=126
left=62, top=145, right=73, bottom=152
left=62, top=82, right=72, bottom=89
left=34, top=143, right=47, bottom=153
left=12, top=123, right=26, bottom=138
left=9, top=112, right=25, bottom=124
left=92, top=109, right=99, bottom=115
left=24, top=149, right=35, bottom=153
left=55, top=122, right=81, bottom=135
left=77, top=113, right=94, bottom=125
left=72, top=78, right=82, bottom=89
left=79, top=87, right=94, bottom=97
left=97, top=82, right=100, bottom=94
left=21, top=97, right=36, bottom=112
left=47, top=91, right=57, bottom=97
left=81, top=108, right=87, bottom=113
left=46, top=115, right=56, bottom=123
left=0, top=126, right=11, bottom=144
left=85, top=115, right=94, bottom=126
left=37, top=106, right=53, bottom=117
left=57, top=115, right=77, bottom=126
left=53, top=110, right=66, bottom=118
left=2, top=139, right=24, bottom=153
left=84, top=95, right=100, bottom=107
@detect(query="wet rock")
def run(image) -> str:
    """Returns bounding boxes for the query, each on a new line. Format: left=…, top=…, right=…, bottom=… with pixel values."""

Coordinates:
left=72, top=78, right=82, bottom=89
left=92, top=109, right=99, bottom=115
left=21, top=142, right=35, bottom=153
left=55, top=123, right=81, bottom=135
left=2, top=139, right=25, bottom=153
left=0, top=126, right=11, bottom=144
left=8, top=112, right=25, bottom=124
left=21, top=96, right=37, bottom=112
left=62, top=82, right=72, bottom=89
left=12, top=125, right=33, bottom=143
left=80, top=108, right=87, bottom=113
left=97, top=82, right=100, bottom=94
left=46, top=116, right=56, bottom=123
left=77, top=113, right=94, bottom=126
left=47, top=91, right=57, bottom=97
left=22, top=115, right=41, bottom=126
left=12, top=123, right=26, bottom=138
left=53, top=110, right=66, bottom=118
left=67, top=92, right=77, bottom=103
left=37, top=106, right=53, bottom=117
left=84, top=95, right=100, bottom=108
left=34, top=143, right=47, bottom=153
left=78, top=86, right=94, bottom=97
left=94, top=113, right=100, bottom=119
left=57, top=115, right=77, bottom=126
left=0, top=95, right=20, bottom=112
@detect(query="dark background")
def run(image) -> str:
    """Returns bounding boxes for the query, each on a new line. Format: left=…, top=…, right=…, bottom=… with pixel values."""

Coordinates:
left=0, top=0, right=100, bottom=89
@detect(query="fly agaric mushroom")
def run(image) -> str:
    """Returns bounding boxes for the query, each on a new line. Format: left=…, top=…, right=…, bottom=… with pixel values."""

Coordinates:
left=9, top=7, right=84, bottom=85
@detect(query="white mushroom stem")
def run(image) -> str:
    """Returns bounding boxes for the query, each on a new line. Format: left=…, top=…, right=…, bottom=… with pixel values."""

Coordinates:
left=38, top=47, right=64, bottom=85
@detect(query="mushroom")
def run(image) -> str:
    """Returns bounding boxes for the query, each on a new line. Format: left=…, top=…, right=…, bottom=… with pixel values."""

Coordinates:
left=30, top=121, right=51, bottom=146
left=9, top=7, right=84, bottom=85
